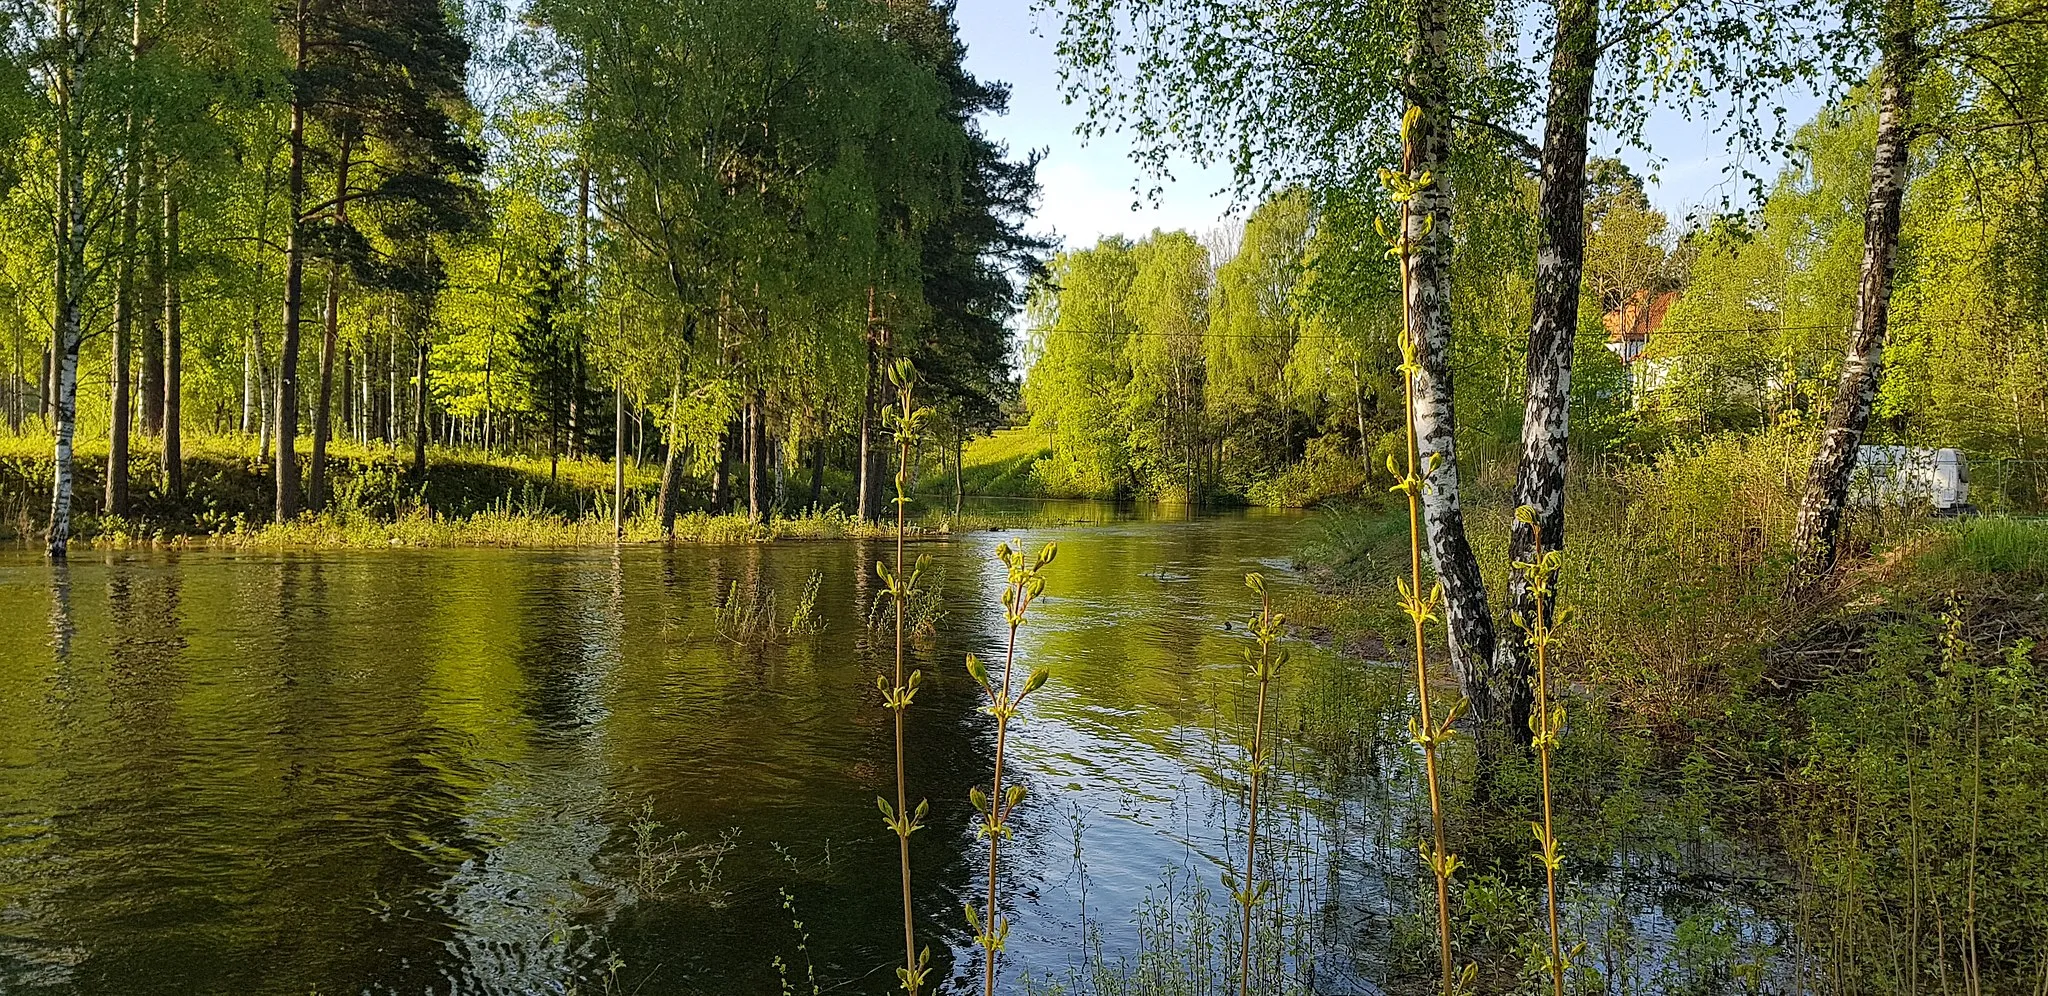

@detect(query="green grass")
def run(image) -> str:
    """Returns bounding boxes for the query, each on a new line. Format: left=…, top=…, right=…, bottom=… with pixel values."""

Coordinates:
left=0, top=430, right=1072, bottom=549
left=920, top=427, right=1050, bottom=499
left=1920, top=515, right=2048, bottom=579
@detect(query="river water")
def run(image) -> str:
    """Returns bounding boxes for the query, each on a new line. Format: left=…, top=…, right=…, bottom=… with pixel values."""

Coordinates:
left=0, top=505, right=1776, bottom=994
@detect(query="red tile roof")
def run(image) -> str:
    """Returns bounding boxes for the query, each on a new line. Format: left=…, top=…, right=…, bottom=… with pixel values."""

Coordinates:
left=1604, top=290, right=1678, bottom=342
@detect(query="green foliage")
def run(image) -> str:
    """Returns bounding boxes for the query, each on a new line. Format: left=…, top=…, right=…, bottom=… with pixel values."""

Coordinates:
left=1244, top=433, right=1370, bottom=509
left=923, top=427, right=1052, bottom=499
left=0, top=0, right=1043, bottom=546
left=1929, top=517, right=2048, bottom=579
left=1019, top=190, right=1399, bottom=506
left=1791, top=605, right=2048, bottom=992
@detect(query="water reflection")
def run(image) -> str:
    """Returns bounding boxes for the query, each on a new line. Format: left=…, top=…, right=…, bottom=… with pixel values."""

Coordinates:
left=0, top=509, right=1767, bottom=995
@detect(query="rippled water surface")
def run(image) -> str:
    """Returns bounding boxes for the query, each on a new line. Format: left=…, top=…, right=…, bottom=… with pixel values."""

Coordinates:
left=0, top=505, right=1764, bottom=994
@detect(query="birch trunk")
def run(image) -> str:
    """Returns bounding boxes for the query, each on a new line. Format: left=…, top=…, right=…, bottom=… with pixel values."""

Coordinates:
left=47, top=0, right=87, bottom=559
left=1792, top=0, right=1915, bottom=586
left=856, top=333, right=877, bottom=521
left=569, top=164, right=589, bottom=461
left=1493, top=0, right=1600, bottom=740
left=1403, top=9, right=1498, bottom=716
left=242, top=321, right=254, bottom=435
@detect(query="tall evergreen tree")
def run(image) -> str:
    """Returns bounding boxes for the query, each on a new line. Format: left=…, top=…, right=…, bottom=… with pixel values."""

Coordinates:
left=277, top=0, right=482, bottom=518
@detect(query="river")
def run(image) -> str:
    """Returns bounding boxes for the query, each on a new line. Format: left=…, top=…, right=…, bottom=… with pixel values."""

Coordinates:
left=0, top=504, right=1778, bottom=994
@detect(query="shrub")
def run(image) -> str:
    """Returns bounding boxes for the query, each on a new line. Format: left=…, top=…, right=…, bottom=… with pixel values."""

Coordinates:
left=1245, top=434, right=1369, bottom=508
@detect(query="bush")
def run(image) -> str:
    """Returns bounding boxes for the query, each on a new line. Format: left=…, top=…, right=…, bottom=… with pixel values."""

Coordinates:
left=1245, top=433, right=1370, bottom=507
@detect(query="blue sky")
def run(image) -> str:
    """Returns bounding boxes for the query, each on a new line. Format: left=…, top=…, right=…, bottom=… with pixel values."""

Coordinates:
left=953, top=1, right=1828, bottom=250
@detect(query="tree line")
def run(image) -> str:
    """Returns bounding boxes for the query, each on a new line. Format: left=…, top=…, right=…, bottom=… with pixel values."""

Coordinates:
left=0, top=0, right=1044, bottom=556
left=1041, top=0, right=2048, bottom=744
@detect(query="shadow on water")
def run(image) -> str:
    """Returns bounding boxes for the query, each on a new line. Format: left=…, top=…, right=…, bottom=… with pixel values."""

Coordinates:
left=0, top=501, right=1783, bottom=994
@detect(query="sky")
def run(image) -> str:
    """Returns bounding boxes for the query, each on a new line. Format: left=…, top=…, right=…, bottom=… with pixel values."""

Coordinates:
left=952, top=1, right=1829, bottom=251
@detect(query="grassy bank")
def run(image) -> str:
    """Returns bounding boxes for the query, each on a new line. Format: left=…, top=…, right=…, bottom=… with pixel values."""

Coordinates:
left=1294, top=431, right=2048, bottom=992
left=922, top=425, right=1375, bottom=507
left=920, top=426, right=1052, bottom=499
left=0, top=433, right=1065, bottom=549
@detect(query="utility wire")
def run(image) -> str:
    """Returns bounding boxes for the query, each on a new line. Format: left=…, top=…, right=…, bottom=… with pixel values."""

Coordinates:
left=1023, top=314, right=2017, bottom=341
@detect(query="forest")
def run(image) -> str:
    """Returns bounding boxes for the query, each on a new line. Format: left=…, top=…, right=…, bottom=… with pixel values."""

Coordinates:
left=0, top=0, right=2039, bottom=563
left=1, top=0, right=2048, bottom=992
left=0, top=0, right=1044, bottom=555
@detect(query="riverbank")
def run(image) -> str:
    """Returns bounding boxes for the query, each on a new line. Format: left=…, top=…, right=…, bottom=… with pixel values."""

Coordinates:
left=1293, top=432, right=2048, bottom=992
left=924, top=425, right=1374, bottom=507
left=0, top=433, right=1071, bottom=549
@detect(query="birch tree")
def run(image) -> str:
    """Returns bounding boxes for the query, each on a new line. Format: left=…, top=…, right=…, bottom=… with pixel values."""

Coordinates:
left=1790, top=0, right=2048, bottom=584
left=1049, top=0, right=1829, bottom=738
left=15, top=0, right=124, bottom=557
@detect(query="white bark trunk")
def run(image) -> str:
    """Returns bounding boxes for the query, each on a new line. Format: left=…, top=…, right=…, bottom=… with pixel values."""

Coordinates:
left=47, top=0, right=88, bottom=559
left=1792, top=0, right=1915, bottom=585
left=1493, top=0, right=1600, bottom=741
left=1403, top=15, right=1498, bottom=715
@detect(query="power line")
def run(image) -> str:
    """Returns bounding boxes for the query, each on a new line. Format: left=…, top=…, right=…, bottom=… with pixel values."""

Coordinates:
left=1020, top=314, right=2016, bottom=342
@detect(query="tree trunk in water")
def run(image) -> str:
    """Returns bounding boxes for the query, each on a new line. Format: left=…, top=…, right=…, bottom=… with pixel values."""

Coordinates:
left=748, top=389, right=766, bottom=522
left=275, top=0, right=308, bottom=521
left=613, top=379, right=625, bottom=538
left=47, top=0, right=86, bottom=558
left=411, top=337, right=429, bottom=478
left=1403, top=19, right=1497, bottom=716
left=309, top=136, right=352, bottom=511
left=1490, top=0, right=1600, bottom=743
left=162, top=191, right=183, bottom=498
left=809, top=436, right=825, bottom=511
left=656, top=377, right=682, bottom=536
left=1792, top=1, right=1915, bottom=587
left=712, top=420, right=733, bottom=512
left=856, top=339, right=876, bottom=521
left=48, top=301, right=81, bottom=559
left=954, top=423, right=964, bottom=514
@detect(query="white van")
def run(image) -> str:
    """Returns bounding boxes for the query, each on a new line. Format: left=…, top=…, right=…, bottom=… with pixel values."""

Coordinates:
left=1852, top=445, right=1972, bottom=514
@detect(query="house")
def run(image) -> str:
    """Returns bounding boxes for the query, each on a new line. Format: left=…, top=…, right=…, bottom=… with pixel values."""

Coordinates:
left=1603, top=289, right=1679, bottom=365
left=1604, top=290, right=1680, bottom=397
